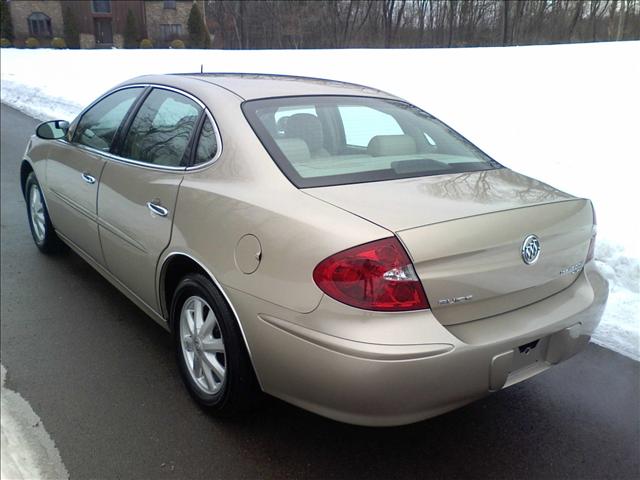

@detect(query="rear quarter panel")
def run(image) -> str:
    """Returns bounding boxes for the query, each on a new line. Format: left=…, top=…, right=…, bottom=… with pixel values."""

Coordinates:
left=160, top=79, right=390, bottom=314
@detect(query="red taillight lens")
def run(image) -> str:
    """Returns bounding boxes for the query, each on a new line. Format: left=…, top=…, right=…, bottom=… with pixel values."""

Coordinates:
left=586, top=205, right=597, bottom=262
left=313, top=237, right=429, bottom=311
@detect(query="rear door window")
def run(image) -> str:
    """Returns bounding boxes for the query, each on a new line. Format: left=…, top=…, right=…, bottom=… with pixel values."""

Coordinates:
left=193, top=117, right=219, bottom=165
left=120, top=88, right=202, bottom=167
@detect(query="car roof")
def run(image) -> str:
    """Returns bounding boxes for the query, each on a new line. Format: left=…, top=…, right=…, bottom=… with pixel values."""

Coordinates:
left=137, top=73, right=401, bottom=101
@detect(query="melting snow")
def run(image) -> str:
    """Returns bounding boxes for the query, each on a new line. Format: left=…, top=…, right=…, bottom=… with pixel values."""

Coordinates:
left=1, top=365, right=68, bottom=480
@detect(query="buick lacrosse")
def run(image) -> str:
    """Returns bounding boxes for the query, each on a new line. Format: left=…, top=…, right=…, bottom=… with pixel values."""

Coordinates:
left=21, top=74, right=608, bottom=426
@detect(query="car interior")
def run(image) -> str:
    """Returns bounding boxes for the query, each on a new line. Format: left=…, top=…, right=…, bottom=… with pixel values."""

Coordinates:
left=256, top=101, right=494, bottom=181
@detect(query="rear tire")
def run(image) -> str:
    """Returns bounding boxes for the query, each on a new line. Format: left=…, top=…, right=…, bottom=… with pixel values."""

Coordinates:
left=25, top=172, right=64, bottom=254
left=171, top=273, right=261, bottom=416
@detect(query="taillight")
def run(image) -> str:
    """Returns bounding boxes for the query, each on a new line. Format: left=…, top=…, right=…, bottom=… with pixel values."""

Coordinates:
left=586, top=205, right=597, bottom=262
left=313, top=237, right=429, bottom=311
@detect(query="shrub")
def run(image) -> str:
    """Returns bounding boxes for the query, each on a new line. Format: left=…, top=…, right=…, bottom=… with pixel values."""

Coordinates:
left=63, top=8, right=79, bottom=48
left=25, top=37, right=40, bottom=49
left=51, top=37, right=66, bottom=49
left=124, top=9, right=138, bottom=48
left=187, top=2, right=209, bottom=48
left=170, top=39, right=185, bottom=49
left=0, top=0, right=14, bottom=42
left=140, top=38, right=153, bottom=49
left=0, top=37, right=11, bottom=48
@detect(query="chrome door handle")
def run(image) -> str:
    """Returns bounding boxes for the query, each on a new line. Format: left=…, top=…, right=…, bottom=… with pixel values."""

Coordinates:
left=81, top=172, right=96, bottom=184
left=147, top=202, right=169, bottom=217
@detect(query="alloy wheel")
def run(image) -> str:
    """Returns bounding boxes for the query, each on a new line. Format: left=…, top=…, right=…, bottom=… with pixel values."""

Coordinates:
left=29, top=184, right=46, bottom=243
left=180, top=295, right=227, bottom=395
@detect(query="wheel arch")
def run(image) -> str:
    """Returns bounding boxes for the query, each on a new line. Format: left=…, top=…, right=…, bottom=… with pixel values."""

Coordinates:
left=20, top=160, right=34, bottom=199
left=158, top=252, right=263, bottom=388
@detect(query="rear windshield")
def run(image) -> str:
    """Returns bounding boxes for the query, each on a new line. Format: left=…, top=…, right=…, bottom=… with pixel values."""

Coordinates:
left=242, top=96, right=501, bottom=188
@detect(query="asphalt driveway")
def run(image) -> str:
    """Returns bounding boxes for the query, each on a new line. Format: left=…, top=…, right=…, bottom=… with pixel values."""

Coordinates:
left=1, top=104, right=639, bottom=479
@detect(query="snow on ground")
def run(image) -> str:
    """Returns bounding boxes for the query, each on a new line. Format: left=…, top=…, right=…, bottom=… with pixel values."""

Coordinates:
left=1, top=42, right=638, bottom=360
left=0, top=365, right=68, bottom=480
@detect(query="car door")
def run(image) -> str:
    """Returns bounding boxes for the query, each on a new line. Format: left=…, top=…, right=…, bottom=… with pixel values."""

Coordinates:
left=45, top=86, right=145, bottom=264
left=97, top=87, right=203, bottom=311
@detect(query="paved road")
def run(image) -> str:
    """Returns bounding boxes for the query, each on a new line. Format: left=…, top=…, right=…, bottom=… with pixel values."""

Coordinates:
left=1, top=104, right=639, bottom=480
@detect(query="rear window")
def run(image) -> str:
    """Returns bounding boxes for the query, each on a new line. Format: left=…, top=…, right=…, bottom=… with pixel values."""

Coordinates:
left=242, top=96, right=501, bottom=188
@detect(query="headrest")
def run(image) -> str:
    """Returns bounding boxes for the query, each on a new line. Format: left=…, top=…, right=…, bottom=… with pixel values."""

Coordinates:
left=275, top=138, right=311, bottom=163
left=276, top=116, right=289, bottom=132
left=284, top=113, right=324, bottom=153
left=367, top=135, right=417, bottom=157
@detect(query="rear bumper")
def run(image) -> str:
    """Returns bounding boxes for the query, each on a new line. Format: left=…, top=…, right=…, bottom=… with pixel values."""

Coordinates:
left=227, top=262, right=608, bottom=426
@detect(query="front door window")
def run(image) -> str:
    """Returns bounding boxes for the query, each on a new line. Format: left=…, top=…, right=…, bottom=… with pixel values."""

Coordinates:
left=73, top=87, right=143, bottom=151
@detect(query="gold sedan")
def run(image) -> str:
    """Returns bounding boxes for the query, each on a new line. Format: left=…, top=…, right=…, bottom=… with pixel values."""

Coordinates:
left=21, top=74, right=608, bottom=426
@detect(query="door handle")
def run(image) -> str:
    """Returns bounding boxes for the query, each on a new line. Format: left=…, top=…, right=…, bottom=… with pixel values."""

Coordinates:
left=147, top=202, right=169, bottom=217
left=81, top=172, right=96, bottom=184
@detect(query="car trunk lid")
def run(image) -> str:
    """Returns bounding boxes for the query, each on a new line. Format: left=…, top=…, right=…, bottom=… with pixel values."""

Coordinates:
left=397, top=199, right=592, bottom=325
left=304, top=169, right=594, bottom=325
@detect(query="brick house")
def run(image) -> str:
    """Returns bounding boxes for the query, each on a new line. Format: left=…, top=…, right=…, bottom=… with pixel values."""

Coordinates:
left=145, top=0, right=203, bottom=46
left=7, top=0, right=206, bottom=47
left=7, top=0, right=64, bottom=42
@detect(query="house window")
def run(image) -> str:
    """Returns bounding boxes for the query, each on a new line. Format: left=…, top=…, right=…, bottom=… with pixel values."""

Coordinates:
left=92, top=0, right=111, bottom=14
left=27, top=12, right=52, bottom=38
left=160, top=24, right=183, bottom=42
left=164, top=1, right=177, bottom=9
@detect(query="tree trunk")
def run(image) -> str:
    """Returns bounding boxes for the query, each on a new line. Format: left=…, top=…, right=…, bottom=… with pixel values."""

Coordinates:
left=568, top=1, right=583, bottom=41
left=448, top=0, right=456, bottom=47
left=502, top=0, right=509, bottom=46
left=616, top=0, right=628, bottom=40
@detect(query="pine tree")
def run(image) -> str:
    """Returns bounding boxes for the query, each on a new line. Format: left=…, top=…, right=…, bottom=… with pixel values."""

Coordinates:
left=63, top=8, right=79, bottom=49
left=0, top=0, right=14, bottom=41
left=124, top=9, right=138, bottom=48
left=187, top=2, right=210, bottom=49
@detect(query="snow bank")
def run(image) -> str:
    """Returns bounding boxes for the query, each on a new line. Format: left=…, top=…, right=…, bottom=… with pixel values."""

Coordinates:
left=1, top=365, right=68, bottom=480
left=1, top=43, right=638, bottom=360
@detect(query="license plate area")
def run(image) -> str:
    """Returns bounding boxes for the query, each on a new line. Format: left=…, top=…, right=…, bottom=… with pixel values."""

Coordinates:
left=499, top=336, right=551, bottom=389
left=511, top=337, right=548, bottom=371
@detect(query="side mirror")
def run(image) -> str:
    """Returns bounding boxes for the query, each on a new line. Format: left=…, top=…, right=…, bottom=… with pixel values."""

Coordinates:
left=36, top=120, right=69, bottom=140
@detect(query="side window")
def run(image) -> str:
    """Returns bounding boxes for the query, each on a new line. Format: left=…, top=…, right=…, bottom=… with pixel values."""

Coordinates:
left=338, top=105, right=403, bottom=147
left=194, top=117, right=218, bottom=165
left=121, top=89, right=202, bottom=167
left=73, top=87, right=143, bottom=151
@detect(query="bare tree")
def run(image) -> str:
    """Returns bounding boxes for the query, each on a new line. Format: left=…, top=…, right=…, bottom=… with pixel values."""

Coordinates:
left=617, top=0, right=629, bottom=39
left=589, top=0, right=611, bottom=40
left=381, top=0, right=407, bottom=47
left=568, top=0, right=584, bottom=41
left=204, top=0, right=639, bottom=50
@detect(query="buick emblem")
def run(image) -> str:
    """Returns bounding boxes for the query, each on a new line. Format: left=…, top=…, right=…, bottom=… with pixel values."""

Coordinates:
left=521, top=235, right=541, bottom=265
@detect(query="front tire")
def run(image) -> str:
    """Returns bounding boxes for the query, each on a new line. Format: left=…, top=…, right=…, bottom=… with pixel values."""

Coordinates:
left=25, top=172, right=64, bottom=254
left=171, top=273, right=260, bottom=416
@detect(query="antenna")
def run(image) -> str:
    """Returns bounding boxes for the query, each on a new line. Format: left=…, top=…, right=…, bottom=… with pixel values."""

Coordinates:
left=200, top=64, right=203, bottom=74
